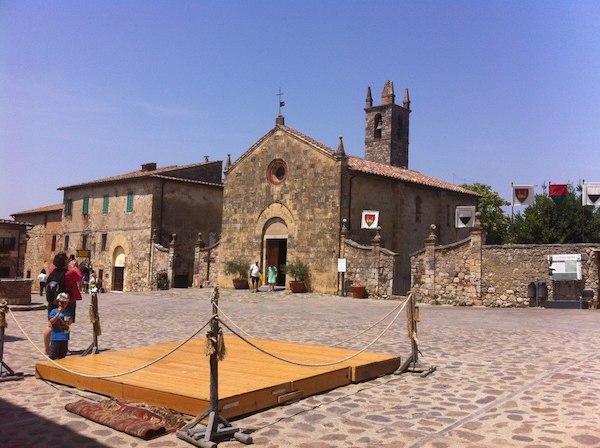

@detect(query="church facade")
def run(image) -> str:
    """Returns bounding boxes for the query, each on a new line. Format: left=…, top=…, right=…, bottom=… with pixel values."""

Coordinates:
left=218, top=81, right=479, bottom=295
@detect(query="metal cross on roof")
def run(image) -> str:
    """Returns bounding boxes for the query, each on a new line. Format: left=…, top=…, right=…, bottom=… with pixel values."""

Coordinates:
left=276, top=87, right=285, bottom=115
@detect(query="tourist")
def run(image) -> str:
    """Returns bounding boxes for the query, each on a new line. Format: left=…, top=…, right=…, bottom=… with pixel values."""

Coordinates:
left=37, top=269, right=47, bottom=296
left=249, top=260, right=260, bottom=292
left=43, top=252, right=83, bottom=355
left=89, top=271, right=97, bottom=293
left=48, top=293, right=71, bottom=360
left=267, top=264, right=277, bottom=292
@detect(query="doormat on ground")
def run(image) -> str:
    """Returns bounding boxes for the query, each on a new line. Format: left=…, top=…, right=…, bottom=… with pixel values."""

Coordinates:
left=65, top=398, right=188, bottom=440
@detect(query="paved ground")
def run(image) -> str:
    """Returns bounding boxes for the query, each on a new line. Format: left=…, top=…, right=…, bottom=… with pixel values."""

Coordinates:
left=1, top=288, right=600, bottom=448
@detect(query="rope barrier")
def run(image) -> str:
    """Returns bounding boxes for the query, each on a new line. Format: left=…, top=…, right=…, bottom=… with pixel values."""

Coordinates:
left=8, top=308, right=214, bottom=379
left=220, top=297, right=408, bottom=367
left=214, top=296, right=410, bottom=349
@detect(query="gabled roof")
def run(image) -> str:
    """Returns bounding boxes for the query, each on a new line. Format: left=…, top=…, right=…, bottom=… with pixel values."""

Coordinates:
left=59, top=161, right=222, bottom=190
left=227, top=124, right=337, bottom=173
left=11, top=204, right=63, bottom=217
left=230, top=123, right=478, bottom=196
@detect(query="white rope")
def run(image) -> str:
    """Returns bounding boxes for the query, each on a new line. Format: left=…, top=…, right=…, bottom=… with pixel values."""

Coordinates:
left=8, top=308, right=214, bottom=379
left=214, top=296, right=410, bottom=349
left=220, top=297, right=408, bottom=367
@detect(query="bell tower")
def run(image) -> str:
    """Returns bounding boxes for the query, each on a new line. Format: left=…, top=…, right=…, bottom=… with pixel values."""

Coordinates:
left=364, top=80, right=411, bottom=168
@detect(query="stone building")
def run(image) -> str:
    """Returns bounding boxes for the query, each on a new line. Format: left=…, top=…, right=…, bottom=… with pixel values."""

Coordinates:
left=55, top=161, right=223, bottom=292
left=11, top=204, right=63, bottom=287
left=0, top=219, right=30, bottom=278
left=215, top=81, right=479, bottom=295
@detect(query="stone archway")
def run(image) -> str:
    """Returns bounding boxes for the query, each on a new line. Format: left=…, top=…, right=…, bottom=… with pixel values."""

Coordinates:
left=112, top=246, right=126, bottom=291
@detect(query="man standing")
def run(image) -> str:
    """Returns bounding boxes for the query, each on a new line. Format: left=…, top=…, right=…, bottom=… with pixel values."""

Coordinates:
left=249, top=260, right=260, bottom=292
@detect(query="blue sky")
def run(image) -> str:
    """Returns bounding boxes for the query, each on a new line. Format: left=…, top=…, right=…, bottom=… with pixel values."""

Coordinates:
left=2, top=1, right=599, bottom=218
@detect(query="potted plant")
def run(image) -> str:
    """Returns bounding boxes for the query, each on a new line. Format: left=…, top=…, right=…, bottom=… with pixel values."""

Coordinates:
left=223, top=259, right=250, bottom=289
left=351, top=284, right=367, bottom=299
left=284, top=259, right=309, bottom=293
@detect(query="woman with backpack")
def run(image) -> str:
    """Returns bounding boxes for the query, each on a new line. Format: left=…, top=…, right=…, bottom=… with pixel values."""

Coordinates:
left=43, top=252, right=83, bottom=355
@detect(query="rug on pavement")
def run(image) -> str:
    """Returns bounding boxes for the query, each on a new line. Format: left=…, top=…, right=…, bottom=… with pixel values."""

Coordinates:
left=65, top=398, right=188, bottom=439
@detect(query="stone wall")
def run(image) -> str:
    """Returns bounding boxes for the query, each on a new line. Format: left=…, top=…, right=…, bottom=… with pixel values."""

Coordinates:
left=410, top=222, right=600, bottom=307
left=342, top=236, right=397, bottom=299
left=482, top=244, right=600, bottom=306
left=0, top=279, right=33, bottom=305
left=193, top=237, right=220, bottom=288
left=411, top=224, right=482, bottom=305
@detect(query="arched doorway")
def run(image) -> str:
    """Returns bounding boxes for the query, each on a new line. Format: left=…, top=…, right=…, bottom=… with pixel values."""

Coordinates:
left=263, top=218, right=287, bottom=286
left=112, top=246, right=126, bottom=291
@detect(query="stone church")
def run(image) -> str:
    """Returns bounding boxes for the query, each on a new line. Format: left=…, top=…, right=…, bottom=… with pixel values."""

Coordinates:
left=217, top=81, right=479, bottom=295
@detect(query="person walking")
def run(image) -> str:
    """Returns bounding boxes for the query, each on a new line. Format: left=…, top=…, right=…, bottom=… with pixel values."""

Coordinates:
left=37, top=269, right=47, bottom=296
left=267, top=264, right=277, bottom=291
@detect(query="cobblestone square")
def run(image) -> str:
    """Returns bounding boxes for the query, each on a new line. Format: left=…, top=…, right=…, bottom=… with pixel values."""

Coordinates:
left=2, top=289, right=600, bottom=447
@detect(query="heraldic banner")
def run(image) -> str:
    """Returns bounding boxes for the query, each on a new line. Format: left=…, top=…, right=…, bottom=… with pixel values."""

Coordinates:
left=512, top=185, right=534, bottom=206
left=549, top=183, right=568, bottom=204
left=361, top=210, right=379, bottom=229
left=583, top=182, right=600, bottom=207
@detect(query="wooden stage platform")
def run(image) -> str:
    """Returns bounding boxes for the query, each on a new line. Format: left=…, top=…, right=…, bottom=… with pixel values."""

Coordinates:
left=36, top=336, right=401, bottom=419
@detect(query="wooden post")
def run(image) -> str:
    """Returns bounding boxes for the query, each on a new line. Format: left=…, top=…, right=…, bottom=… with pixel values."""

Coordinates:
left=0, top=300, right=24, bottom=381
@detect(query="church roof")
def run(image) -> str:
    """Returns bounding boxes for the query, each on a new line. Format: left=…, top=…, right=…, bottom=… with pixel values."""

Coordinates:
left=347, top=157, right=478, bottom=196
left=58, top=161, right=223, bottom=190
left=278, top=124, right=478, bottom=196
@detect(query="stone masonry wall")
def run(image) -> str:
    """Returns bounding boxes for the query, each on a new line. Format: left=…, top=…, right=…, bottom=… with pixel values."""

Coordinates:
left=193, top=240, right=220, bottom=288
left=411, top=224, right=600, bottom=307
left=411, top=224, right=482, bottom=305
left=343, top=238, right=397, bottom=299
left=482, top=244, right=600, bottom=306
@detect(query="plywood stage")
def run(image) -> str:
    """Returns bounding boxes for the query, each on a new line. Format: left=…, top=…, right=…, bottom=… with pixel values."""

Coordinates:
left=36, top=336, right=400, bottom=419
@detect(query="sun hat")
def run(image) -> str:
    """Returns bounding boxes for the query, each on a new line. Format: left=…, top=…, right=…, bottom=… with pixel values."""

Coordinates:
left=57, top=292, right=70, bottom=302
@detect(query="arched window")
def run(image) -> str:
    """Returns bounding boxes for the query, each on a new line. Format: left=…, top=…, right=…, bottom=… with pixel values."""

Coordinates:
left=374, top=113, right=383, bottom=139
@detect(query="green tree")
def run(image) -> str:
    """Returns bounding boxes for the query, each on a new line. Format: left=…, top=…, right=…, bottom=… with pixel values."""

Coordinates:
left=460, top=183, right=510, bottom=245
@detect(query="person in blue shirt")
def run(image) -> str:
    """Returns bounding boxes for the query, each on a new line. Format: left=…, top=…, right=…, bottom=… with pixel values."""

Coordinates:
left=48, top=293, right=71, bottom=360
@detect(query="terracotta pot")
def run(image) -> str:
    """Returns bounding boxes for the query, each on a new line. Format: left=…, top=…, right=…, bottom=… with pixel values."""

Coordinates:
left=232, top=278, right=250, bottom=289
left=351, top=285, right=367, bottom=299
left=289, top=281, right=307, bottom=293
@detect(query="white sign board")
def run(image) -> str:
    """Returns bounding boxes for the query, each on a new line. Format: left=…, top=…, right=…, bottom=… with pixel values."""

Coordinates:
left=548, top=254, right=581, bottom=281
left=337, top=258, right=347, bottom=273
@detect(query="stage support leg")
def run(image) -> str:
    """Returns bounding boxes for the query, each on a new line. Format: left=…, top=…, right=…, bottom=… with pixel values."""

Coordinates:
left=395, top=293, right=435, bottom=376
left=82, top=293, right=101, bottom=356
left=177, top=287, right=252, bottom=447
left=0, top=300, right=24, bottom=382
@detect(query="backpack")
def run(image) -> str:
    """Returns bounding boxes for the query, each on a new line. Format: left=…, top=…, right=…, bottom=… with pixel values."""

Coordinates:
left=46, top=268, right=67, bottom=306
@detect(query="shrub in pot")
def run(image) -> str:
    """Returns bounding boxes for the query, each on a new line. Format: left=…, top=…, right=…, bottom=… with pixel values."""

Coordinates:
left=283, top=259, right=309, bottom=293
left=223, top=259, right=250, bottom=289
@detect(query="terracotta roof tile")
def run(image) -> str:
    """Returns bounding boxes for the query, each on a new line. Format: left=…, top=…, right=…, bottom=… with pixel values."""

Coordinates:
left=0, top=218, right=31, bottom=226
left=347, top=157, right=478, bottom=195
left=59, top=161, right=221, bottom=190
left=11, top=204, right=63, bottom=216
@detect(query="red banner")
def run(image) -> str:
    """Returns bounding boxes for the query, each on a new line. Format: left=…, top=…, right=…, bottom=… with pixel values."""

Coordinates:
left=549, top=184, right=568, bottom=197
